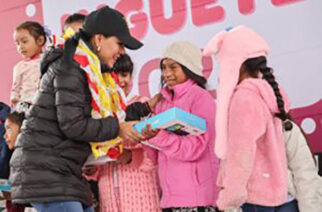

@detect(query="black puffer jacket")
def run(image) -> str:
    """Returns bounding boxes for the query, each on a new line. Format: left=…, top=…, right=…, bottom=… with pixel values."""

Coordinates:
left=10, top=46, right=120, bottom=206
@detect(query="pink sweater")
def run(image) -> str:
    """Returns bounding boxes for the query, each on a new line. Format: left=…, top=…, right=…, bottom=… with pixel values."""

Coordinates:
left=88, top=96, right=160, bottom=212
left=10, top=55, right=41, bottom=106
left=216, top=78, right=288, bottom=209
left=146, top=80, right=220, bottom=208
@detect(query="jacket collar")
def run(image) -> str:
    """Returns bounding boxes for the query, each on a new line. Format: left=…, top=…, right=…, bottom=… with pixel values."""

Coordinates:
left=161, top=79, right=195, bottom=101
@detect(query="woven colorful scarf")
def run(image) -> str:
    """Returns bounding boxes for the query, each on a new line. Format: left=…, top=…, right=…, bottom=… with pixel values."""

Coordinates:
left=53, top=28, right=127, bottom=158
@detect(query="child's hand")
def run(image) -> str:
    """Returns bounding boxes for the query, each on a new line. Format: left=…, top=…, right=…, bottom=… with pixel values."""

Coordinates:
left=116, top=149, right=132, bottom=165
left=82, top=165, right=98, bottom=176
left=141, top=124, right=160, bottom=140
left=147, top=93, right=162, bottom=113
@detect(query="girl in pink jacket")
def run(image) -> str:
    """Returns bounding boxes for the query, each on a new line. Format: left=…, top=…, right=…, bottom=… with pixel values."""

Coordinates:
left=145, top=41, right=220, bottom=212
left=11, top=21, right=46, bottom=107
left=203, top=26, right=299, bottom=211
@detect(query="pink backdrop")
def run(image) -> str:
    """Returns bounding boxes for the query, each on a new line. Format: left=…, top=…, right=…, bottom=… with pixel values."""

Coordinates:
left=1, top=0, right=321, bottom=152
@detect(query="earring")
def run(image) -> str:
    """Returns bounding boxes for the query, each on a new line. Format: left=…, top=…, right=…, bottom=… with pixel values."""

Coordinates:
left=97, top=46, right=101, bottom=52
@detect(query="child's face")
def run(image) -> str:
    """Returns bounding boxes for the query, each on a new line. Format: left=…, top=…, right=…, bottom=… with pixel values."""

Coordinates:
left=161, top=58, right=188, bottom=89
left=4, top=119, right=20, bottom=150
left=14, top=29, right=43, bottom=59
left=117, top=72, right=132, bottom=96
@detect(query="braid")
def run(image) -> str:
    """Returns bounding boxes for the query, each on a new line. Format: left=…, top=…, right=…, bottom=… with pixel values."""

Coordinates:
left=260, top=67, right=293, bottom=130
left=63, top=36, right=79, bottom=64
left=244, top=56, right=293, bottom=130
left=260, top=68, right=284, bottom=116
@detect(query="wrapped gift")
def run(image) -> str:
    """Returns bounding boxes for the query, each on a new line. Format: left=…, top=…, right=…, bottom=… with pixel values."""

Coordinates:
left=134, top=107, right=206, bottom=135
left=84, top=137, right=123, bottom=166
left=90, top=137, right=123, bottom=159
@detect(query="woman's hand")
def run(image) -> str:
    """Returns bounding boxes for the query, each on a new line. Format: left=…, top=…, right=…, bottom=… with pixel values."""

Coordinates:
left=141, top=124, right=160, bottom=140
left=116, top=149, right=132, bottom=165
left=119, top=121, right=144, bottom=142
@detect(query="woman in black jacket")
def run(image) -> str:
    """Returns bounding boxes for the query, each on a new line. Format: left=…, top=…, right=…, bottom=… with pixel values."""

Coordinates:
left=10, top=6, right=152, bottom=212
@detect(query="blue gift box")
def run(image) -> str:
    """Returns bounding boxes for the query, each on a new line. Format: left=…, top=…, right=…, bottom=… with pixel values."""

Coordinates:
left=134, top=107, right=206, bottom=135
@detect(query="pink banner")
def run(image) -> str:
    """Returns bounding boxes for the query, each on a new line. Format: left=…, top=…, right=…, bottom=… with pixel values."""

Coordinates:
left=0, top=0, right=321, bottom=152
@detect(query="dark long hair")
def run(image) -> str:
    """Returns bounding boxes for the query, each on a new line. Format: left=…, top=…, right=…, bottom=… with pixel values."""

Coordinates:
left=160, top=58, right=207, bottom=89
left=63, top=29, right=94, bottom=65
left=242, top=56, right=293, bottom=131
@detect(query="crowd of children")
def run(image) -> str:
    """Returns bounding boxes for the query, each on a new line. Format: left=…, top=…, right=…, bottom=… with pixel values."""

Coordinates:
left=0, top=5, right=321, bottom=212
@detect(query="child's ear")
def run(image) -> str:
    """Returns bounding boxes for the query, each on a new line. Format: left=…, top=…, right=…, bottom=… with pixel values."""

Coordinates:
left=37, top=36, right=45, bottom=46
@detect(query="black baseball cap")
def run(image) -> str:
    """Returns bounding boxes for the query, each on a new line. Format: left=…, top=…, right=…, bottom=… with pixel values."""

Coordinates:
left=83, top=6, right=143, bottom=50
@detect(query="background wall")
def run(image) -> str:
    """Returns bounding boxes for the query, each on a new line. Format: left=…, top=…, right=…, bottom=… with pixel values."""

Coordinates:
left=1, top=0, right=321, bottom=151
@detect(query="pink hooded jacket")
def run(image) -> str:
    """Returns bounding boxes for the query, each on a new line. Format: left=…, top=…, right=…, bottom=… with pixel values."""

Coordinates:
left=146, top=79, right=220, bottom=208
left=216, top=79, right=289, bottom=208
left=203, top=26, right=288, bottom=208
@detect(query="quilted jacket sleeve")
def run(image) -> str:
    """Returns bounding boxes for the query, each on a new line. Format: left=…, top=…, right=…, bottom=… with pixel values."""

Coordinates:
left=53, top=66, right=120, bottom=142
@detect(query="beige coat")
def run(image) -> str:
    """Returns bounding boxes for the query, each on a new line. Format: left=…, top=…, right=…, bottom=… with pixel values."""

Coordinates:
left=285, top=121, right=322, bottom=212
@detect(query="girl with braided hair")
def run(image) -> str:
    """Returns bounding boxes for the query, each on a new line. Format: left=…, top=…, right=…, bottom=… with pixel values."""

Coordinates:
left=203, top=26, right=300, bottom=211
left=244, top=57, right=291, bottom=124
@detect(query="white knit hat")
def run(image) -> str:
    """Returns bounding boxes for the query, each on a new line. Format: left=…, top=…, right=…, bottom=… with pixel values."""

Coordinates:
left=162, top=41, right=203, bottom=77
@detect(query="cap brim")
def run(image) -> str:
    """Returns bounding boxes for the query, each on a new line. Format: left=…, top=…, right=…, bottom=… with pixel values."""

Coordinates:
left=119, top=35, right=143, bottom=50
